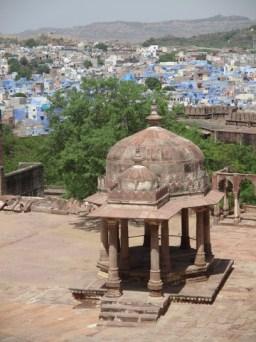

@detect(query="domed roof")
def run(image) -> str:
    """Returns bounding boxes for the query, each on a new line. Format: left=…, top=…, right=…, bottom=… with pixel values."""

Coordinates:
left=105, top=104, right=209, bottom=196
left=107, top=126, right=204, bottom=163
left=119, top=165, right=158, bottom=191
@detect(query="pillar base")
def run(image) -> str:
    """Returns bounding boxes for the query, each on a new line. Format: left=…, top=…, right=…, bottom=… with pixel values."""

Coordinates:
left=148, top=279, right=163, bottom=297
left=194, top=253, right=206, bottom=267
left=97, top=260, right=109, bottom=271
left=234, top=217, right=240, bottom=224
left=105, top=280, right=122, bottom=298
left=148, top=271, right=163, bottom=294
left=105, top=288, right=122, bottom=298
left=149, top=289, right=163, bottom=297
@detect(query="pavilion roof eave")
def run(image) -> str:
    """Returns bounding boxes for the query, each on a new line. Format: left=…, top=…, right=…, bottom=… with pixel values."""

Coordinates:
left=88, top=190, right=224, bottom=221
left=84, top=192, right=108, bottom=206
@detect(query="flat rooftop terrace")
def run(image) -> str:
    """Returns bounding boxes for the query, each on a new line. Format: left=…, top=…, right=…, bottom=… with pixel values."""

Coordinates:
left=181, top=118, right=256, bottom=134
left=0, top=211, right=255, bottom=341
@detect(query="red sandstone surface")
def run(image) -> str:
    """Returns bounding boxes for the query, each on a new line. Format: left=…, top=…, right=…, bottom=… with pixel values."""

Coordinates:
left=0, top=211, right=255, bottom=341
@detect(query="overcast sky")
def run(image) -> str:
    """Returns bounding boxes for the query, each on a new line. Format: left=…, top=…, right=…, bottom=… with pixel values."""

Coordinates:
left=0, top=0, right=256, bottom=34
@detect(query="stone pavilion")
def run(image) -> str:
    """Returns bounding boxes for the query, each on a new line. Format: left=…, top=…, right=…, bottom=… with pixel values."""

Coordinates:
left=87, top=102, right=224, bottom=300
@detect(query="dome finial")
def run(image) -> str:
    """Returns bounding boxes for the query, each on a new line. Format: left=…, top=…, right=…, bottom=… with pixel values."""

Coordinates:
left=146, top=99, right=162, bottom=127
left=133, top=145, right=144, bottom=165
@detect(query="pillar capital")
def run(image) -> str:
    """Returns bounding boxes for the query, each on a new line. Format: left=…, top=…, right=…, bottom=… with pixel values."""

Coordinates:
left=194, top=206, right=208, bottom=214
left=107, top=218, right=118, bottom=227
left=145, top=219, right=160, bottom=227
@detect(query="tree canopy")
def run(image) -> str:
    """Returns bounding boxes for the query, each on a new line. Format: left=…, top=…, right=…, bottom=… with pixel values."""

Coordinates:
left=3, top=77, right=256, bottom=204
left=145, top=77, right=162, bottom=90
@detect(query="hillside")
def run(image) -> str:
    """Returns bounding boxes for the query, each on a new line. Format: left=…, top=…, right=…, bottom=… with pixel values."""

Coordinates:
left=143, top=25, right=256, bottom=49
left=13, top=15, right=255, bottom=43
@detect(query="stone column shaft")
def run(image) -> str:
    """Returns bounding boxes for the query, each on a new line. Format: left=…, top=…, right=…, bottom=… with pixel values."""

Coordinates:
left=99, top=220, right=109, bottom=264
left=143, top=221, right=151, bottom=247
left=194, top=209, right=206, bottom=267
left=234, top=192, right=240, bottom=224
left=161, top=220, right=171, bottom=277
left=180, top=208, right=191, bottom=249
left=204, top=207, right=213, bottom=257
left=148, top=222, right=163, bottom=297
left=120, top=219, right=129, bottom=271
left=106, top=220, right=122, bottom=297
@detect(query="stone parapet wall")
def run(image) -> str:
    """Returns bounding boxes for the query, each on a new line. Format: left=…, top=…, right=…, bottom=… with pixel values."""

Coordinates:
left=214, top=131, right=256, bottom=146
left=5, top=163, right=44, bottom=196
left=226, top=111, right=256, bottom=127
left=185, top=105, right=234, bottom=119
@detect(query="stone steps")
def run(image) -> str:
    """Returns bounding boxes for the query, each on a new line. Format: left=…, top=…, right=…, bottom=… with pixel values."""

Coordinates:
left=98, top=296, right=167, bottom=326
left=101, top=303, right=159, bottom=314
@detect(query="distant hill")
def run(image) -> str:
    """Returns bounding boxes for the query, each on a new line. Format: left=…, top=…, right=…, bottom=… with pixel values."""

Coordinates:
left=143, top=25, right=256, bottom=49
left=13, top=15, right=256, bottom=43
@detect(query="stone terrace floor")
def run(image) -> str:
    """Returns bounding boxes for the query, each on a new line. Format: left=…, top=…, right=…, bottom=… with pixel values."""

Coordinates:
left=0, top=211, right=255, bottom=342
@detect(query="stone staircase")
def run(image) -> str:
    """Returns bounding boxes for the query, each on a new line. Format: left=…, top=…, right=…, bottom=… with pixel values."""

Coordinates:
left=98, top=295, right=170, bottom=327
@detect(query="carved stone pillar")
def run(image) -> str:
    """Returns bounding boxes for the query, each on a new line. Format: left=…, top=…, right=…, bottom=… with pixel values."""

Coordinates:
left=97, top=220, right=109, bottom=269
left=161, top=220, right=171, bottom=278
left=194, top=208, right=206, bottom=267
left=105, top=220, right=122, bottom=297
left=143, top=221, right=151, bottom=247
left=120, top=219, right=129, bottom=271
left=204, top=207, right=213, bottom=258
left=180, top=208, right=190, bottom=249
left=234, top=192, right=240, bottom=224
left=148, top=221, right=163, bottom=297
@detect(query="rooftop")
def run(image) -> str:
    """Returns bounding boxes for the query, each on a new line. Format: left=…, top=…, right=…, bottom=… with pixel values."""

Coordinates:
left=0, top=211, right=255, bottom=341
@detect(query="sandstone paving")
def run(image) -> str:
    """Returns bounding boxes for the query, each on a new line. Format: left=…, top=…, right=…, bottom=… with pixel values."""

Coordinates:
left=0, top=211, right=255, bottom=341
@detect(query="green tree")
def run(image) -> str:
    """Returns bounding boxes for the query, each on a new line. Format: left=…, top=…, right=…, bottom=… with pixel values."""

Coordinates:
left=45, top=78, right=152, bottom=198
left=23, top=38, right=39, bottom=48
left=83, top=60, right=93, bottom=69
left=36, top=64, right=50, bottom=74
left=95, top=42, right=108, bottom=51
left=20, top=56, right=29, bottom=66
left=145, top=77, right=162, bottom=91
left=97, top=57, right=104, bottom=66
left=159, top=52, right=176, bottom=63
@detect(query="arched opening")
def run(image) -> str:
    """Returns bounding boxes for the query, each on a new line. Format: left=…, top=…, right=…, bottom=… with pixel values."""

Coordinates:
left=239, top=179, right=256, bottom=205
left=218, top=178, right=234, bottom=217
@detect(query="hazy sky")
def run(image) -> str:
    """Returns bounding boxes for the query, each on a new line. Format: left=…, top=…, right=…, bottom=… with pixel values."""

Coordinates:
left=0, top=0, right=256, bottom=34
